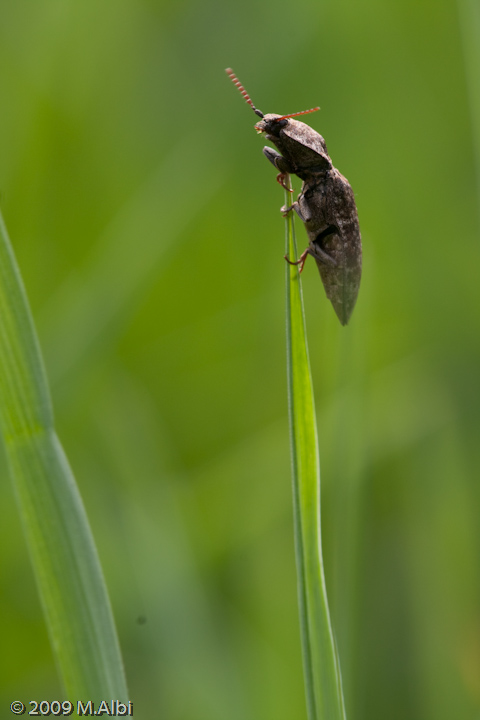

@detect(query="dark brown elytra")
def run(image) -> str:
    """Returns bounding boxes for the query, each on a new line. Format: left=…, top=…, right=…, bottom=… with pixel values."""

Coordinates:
left=226, top=68, right=362, bottom=326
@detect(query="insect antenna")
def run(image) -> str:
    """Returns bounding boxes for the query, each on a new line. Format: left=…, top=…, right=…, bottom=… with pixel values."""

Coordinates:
left=225, top=68, right=264, bottom=118
left=277, top=107, right=320, bottom=120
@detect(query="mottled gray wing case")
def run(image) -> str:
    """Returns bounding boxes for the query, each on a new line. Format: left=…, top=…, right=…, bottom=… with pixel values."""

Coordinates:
left=312, top=171, right=362, bottom=325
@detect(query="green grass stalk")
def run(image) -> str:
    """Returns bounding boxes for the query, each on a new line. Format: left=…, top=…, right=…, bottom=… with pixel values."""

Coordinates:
left=0, top=211, right=128, bottom=707
left=284, top=178, right=346, bottom=720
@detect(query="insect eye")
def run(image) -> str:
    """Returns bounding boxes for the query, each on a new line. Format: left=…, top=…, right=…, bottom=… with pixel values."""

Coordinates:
left=275, top=119, right=288, bottom=129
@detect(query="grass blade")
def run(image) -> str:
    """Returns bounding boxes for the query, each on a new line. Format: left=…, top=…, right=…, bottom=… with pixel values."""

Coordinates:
left=0, top=211, right=128, bottom=706
left=457, top=0, right=480, bottom=212
left=284, top=179, right=346, bottom=720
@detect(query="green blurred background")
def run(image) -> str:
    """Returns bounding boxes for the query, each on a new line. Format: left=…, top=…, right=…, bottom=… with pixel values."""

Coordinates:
left=1, top=0, right=480, bottom=718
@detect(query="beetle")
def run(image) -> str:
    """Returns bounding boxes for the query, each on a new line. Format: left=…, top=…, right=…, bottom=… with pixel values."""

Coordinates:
left=226, top=68, right=362, bottom=325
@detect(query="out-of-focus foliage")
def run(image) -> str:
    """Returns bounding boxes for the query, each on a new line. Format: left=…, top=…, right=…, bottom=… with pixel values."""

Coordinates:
left=0, top=1, right=479, bottom=718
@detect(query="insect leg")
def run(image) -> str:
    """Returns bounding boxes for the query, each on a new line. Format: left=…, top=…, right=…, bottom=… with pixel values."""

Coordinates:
left=309, top=225, right=339, bottom=267
left=308, top=244, right=337, bottom=267
left=281, top=202, right=295, bottom=216
left=281, top=193, right=312, bottom=220
left=284, top=248, right=310, bottom=273
left=285, top=244, right=337, bottom=271
left=262, top=147, right=294, bottom=192
left=276, top=173, right=294, bottom=191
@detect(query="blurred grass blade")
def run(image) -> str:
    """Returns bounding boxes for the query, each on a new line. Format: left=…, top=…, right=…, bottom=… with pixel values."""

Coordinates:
left=0, top=211, right=128, bottom=705
left=457, top=0, right=480, bottom=213
left=284, top=180, right=346, bottom=720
